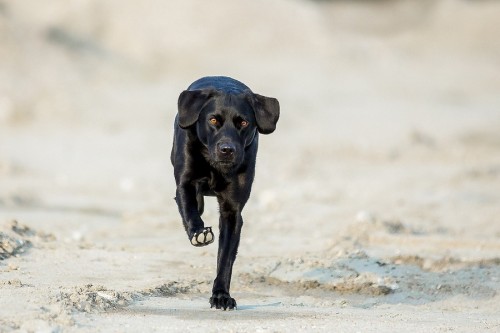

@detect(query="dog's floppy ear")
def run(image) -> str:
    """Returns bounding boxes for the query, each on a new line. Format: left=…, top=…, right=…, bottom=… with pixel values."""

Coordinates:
left=248, top=93, right=280, bottom=134
left=177, top=89, right=215, bottom=129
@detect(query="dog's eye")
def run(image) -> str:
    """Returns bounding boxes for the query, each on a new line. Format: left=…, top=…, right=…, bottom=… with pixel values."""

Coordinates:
left=240, top=120, right=249, bottom=128
left=209, top=117, right=218, bottom=125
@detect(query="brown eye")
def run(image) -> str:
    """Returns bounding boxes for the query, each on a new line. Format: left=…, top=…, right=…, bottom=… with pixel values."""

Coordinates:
left=240, top=120, right=249, bottom=128
left=209, top=117, right=218, bottom=125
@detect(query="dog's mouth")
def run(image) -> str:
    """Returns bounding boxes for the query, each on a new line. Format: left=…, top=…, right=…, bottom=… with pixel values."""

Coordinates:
left=209, top=155, right=242, bottom=173
left=214, top=159, right=236, bottom=168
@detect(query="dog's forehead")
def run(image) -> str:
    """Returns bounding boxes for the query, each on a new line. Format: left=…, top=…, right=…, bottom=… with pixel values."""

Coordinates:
left=211, top=94, right=253, bottom=118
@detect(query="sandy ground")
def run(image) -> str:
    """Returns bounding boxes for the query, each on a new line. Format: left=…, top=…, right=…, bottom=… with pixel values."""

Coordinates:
left=1, top=0, right=500, bottom=332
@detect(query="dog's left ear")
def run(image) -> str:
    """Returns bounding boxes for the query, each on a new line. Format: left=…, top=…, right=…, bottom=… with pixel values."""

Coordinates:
left=248, top=94, right=280, bottom=134
left=178, top=89, right=216, bottom=129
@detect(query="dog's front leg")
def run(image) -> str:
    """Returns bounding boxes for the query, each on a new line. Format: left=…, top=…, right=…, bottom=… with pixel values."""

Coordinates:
left=210, top=205, right=242, bottom=310
left=175, top=182, right=214, bottom=247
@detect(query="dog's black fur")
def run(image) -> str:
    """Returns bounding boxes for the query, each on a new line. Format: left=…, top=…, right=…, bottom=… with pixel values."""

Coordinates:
left=171, top=76, right=279, bottom=310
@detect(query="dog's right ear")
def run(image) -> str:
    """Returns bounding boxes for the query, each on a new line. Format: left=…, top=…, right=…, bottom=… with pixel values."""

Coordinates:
left=177, top=89, right=215, bottom=129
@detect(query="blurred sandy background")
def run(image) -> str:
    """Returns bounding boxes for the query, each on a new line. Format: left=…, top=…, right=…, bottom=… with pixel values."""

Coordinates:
left=1, top=0, right=499, bottom=332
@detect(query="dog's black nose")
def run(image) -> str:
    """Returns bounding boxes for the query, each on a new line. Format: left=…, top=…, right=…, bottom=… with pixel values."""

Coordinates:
left=218, top=142, right=235, bottom=155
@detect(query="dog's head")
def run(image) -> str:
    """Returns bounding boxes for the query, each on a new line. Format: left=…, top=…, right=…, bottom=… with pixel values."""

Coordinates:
left=177, top=89, right=279, bottom=172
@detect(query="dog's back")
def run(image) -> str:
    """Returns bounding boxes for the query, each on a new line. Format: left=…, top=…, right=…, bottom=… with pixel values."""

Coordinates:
left=187, top=76, right=251, bottom=94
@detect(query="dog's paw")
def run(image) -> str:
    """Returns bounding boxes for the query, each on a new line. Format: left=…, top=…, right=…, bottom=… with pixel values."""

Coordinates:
left=210, top=292, right=237, bottom=310
left=190, top=227, right=214, bottom=247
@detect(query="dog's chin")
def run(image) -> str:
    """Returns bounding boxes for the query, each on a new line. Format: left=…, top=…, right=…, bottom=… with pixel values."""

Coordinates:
left=208, top=155, right=244, bottom=174
left=212, top=160, right=237, bottom=173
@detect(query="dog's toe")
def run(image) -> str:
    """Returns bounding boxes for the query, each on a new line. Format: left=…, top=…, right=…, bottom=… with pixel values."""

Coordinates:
left=196, top=233, right=205, bottom=243
left=190, top=227, right=214, bottom=247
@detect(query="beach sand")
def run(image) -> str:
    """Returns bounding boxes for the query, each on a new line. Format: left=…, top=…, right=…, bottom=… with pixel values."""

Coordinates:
left=1, top=0, right=499, bottom=331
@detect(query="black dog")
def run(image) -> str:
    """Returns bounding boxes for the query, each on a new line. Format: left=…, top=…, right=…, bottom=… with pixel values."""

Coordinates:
left=171, top=76, right=279, bottom=310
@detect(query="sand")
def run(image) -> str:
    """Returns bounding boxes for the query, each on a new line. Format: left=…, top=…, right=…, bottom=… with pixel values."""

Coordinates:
left=1, top=0, right=499, bottom=332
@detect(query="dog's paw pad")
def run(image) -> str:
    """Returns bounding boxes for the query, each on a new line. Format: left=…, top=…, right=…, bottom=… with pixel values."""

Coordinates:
left=190, top=227, right=214, bottom=247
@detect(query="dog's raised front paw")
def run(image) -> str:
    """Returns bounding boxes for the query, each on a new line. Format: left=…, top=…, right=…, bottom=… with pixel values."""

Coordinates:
left=190, top=227, right=214, bottom=247
left=210, top=292, right=237, bottom=310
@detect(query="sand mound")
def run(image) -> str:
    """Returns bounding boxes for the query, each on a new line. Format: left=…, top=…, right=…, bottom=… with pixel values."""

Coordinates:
left=141, top=280, right=202, bottom=297
left=54, top=284, right=140, bottom=313
left=0, top=221, right=33, bottom=260
left=241, top=250, right=499, bottom=306
left=54, top=281, right=203, bottom=313
left=0, top=220, right=56, bottom=260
